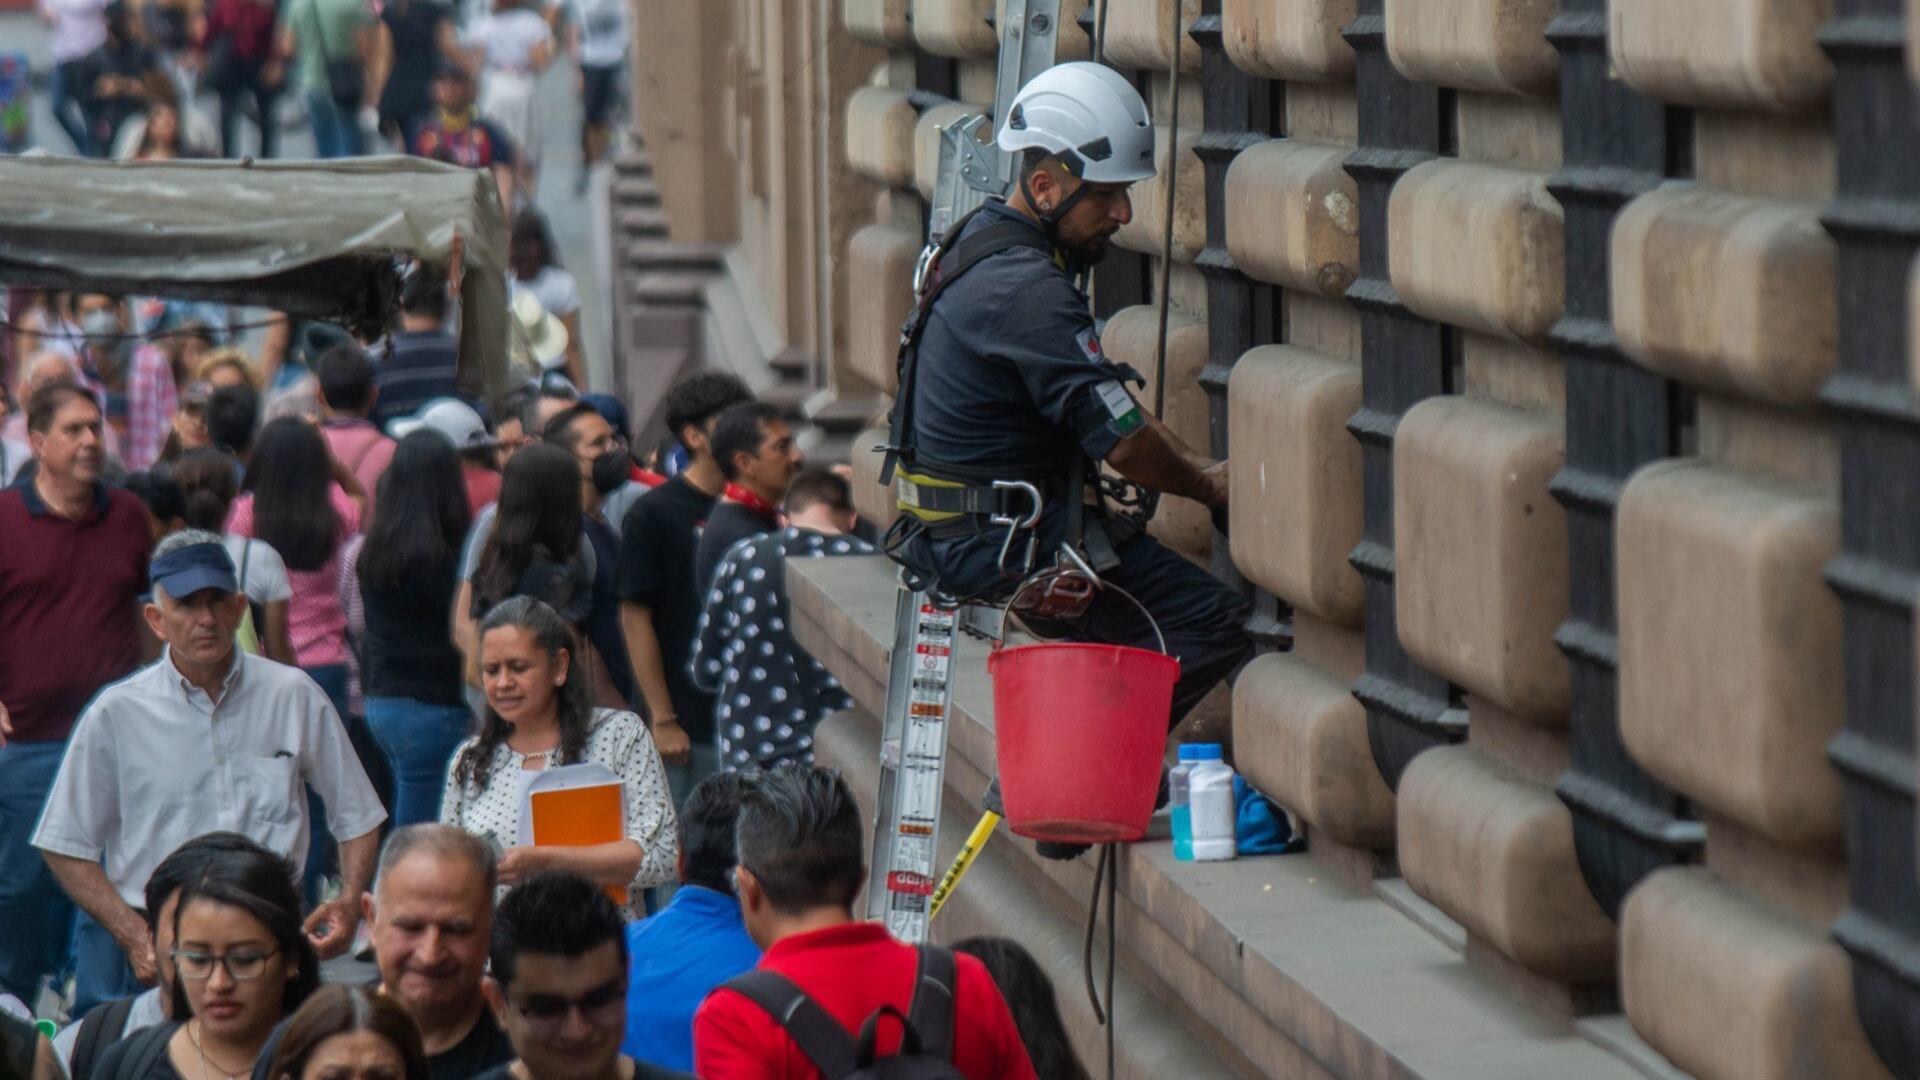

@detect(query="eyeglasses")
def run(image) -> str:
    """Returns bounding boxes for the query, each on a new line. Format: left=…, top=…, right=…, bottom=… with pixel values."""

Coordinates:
left=508, top=978, right=625, bottom=1029
left=172, top=947, right=279, bottom=981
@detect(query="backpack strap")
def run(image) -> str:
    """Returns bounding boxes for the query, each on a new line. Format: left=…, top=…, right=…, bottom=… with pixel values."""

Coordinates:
left=719, top=970, right=860, bottom=1080
left=115, top=1020, right=176, bottom=1080
left=70, top=994, right=139, bottom=1080
left=906, top=946, right=957, bottom=1062
left=881, top=213, right=1056, bottom=485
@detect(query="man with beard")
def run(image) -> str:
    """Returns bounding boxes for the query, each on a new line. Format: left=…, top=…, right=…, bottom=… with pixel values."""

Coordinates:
left=882, top=62, right=1250, bottom=860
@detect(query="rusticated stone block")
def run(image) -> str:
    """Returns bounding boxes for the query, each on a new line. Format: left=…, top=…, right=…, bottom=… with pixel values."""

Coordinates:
left=1224, top=140, right=1360, bottom=298
left=845, top=221, right=917, bottom=395
left=1103, top=306, right=1211, bottom=560
left=1617, top=459, right=1844, bottom=849
left=1610, top=0, right=1833, bottom=112
left=843, top=0, right=910, bottom=47
left=1114, top=125, right=1206, bottom=264
left=1613, top=186, right=1836, bottom=407
left=1221, top=0, right=1356, bottom=83
left=1398, top=746, right=1616, bottom=982
left=1384, top=0, right=1558, bottom=97
left=850, top=424, right=896, bottom=531
left=1234, top=654, right=1394, bottom=849
left=913, top=102, right=983, bottom=202
left=1388, top=159, right=1564, bottom=342
left=1100, top=0, right=1202, bottom=73
left=844, top=87, right=917, bottom=189
left=1227, top=346, right=1364, bottom=625
left=1622, top=869, right=1893, bottom=1080
left=912, top=0, right=996, bottom=58
left=1394, top=396, right=1569, bottom=720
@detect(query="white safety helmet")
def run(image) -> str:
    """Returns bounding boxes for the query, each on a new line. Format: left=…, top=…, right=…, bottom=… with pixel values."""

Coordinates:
left=996, top=61, right=1155, bottom=185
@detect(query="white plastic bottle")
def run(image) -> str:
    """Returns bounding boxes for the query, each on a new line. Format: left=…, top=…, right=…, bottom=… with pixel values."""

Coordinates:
left=1188, top=744, right=1238, bottom=862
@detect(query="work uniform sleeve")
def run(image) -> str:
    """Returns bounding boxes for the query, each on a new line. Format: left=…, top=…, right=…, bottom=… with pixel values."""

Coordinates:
left=986, top=262, right=1146, bottom=464
left=300, top=682, right=388, bottom=842
left=30, top=703, right=119, bottom=863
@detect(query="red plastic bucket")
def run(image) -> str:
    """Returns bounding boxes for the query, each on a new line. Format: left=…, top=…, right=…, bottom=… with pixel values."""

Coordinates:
left=988, top=642, right=1180, bottom=843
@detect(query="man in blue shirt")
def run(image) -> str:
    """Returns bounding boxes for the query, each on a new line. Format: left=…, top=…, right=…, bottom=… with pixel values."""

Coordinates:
left=621, top=773, right=761, bottom=1072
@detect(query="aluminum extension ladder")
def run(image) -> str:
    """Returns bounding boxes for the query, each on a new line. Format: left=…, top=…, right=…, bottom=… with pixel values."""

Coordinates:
left=867, top=0, right=1062, bottom=944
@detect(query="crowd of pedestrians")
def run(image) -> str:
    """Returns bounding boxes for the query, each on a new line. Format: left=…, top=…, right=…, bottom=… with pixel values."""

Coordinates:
left=0, top=267, right=1088, bottom=1075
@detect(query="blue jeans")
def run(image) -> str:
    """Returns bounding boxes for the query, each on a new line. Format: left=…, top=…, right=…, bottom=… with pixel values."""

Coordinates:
left=0, top=741, right=77, bottom=1004
left=305, top=89, right=363, bottom=158
left=46, top=60, right=94, bottom=154
left=366, top=697, right=471, bottom=828
left=71, top=910, right=142, bottom=1018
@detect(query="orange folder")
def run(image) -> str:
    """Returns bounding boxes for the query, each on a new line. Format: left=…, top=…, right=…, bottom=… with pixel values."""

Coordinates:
left=529, top=782, right=628, bottom=905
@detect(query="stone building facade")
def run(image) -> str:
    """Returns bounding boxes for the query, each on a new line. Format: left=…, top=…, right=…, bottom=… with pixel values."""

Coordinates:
left=617, top=1, right=1920, bottom=1077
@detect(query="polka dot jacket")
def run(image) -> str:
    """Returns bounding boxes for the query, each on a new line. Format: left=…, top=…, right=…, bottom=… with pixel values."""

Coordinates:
left=690, top=527, right=876, bottom=772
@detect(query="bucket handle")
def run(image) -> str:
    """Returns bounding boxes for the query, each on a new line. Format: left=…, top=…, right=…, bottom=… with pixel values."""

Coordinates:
left=994, top=562, right=1168, bottom=656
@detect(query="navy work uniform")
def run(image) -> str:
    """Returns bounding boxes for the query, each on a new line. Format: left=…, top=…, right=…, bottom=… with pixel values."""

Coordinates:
left=888, top=199, right=1251, bottom=729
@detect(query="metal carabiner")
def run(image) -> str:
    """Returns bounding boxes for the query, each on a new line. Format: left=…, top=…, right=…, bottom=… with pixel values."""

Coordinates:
left=990, top=479, right=1043, bottom=578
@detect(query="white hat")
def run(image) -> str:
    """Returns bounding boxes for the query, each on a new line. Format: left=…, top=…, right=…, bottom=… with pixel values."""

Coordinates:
left=390, top=397, right=495, bottom=450
left=511, top=290, right=569, bottom=371
left=996, top=61, right=1156, bottom=184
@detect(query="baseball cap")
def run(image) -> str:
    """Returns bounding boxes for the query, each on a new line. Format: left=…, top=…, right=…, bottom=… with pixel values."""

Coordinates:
left=580, top=392, right=630, bottom=443
left=151, top=541, right=239, bottom=600
left=390, top=397, right=496, bottom=451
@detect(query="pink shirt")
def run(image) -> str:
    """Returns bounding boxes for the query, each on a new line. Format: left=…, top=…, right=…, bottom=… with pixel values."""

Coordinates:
left=126, top=344, right=177, bottom=471
left=228, top=487, right=362, bottom=669
left=320, top=419, right=396, bottom=522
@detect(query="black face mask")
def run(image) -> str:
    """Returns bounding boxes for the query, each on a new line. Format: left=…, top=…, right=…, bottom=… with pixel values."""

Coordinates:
left=590, top=449, right=629, bottom=495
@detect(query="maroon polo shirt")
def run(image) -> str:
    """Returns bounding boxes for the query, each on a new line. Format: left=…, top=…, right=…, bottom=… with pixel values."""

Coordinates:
left=0, top=482, right=151, bottom=744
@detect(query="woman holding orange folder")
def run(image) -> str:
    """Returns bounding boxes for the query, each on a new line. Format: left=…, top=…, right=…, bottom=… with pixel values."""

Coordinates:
left=440, top=596, right=679, bottom=918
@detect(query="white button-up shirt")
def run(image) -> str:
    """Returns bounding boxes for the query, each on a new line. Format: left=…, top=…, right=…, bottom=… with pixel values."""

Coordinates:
left=33, top=649, right=388, bottom=907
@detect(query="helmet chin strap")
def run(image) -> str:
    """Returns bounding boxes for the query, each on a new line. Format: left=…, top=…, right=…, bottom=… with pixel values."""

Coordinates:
left=1019, top=165, right=1097, bottom=270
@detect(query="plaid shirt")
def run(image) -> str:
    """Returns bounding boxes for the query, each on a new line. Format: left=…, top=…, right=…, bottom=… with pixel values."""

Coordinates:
left=125, top=344, right=176, bottom=470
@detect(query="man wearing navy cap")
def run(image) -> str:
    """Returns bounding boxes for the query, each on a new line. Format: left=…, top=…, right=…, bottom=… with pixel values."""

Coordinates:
left=33, top=531, right=387, bottom=1013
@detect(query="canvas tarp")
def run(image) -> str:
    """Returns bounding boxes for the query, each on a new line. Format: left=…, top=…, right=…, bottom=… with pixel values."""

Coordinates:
left=0, top=154, right=511, bottom=400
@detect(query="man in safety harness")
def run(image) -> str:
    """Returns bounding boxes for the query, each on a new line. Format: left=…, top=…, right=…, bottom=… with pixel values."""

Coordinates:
left=883, top=61, right=1253, bottom=860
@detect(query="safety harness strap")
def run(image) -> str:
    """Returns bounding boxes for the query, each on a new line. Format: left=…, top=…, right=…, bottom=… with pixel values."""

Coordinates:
left=882, top=211, right=1056, bottom=486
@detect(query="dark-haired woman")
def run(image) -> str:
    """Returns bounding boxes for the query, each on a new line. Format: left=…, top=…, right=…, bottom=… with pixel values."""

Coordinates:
left=92, top=842, right=321, bottom=1080
left=357, top=430, right=473, bottom=828
left=440, top=597, right=676, bottom=919
left=263, top=986, right=428, bottom=1080
left=227, top=418, right=367, bottom=715
left=452, top=443, right=590, bottom=699
left=175, top=447, right=294, bottom=663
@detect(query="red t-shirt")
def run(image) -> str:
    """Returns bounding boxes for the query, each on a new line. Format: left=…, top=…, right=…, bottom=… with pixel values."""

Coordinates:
left=462, top=461, right=502, bottom=519
left=693, top=923, right=1037, bottom=1080
left=0, top=484, right=151, bottom=743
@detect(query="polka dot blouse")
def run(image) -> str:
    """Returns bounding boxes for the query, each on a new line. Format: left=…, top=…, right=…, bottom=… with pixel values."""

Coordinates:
left=439, top=707, right=679, bottom=918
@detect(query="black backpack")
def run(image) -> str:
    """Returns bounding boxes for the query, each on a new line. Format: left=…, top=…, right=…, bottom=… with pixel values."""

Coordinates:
left=68, top=994, right=140, bottom=1080
left=720, top=946, right=964, bottom=1079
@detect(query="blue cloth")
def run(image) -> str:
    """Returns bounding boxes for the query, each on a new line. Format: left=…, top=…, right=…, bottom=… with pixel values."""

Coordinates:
left=621, top=885, right=761, bottom=1071
left=0, top=740, right=77, bottom=1003
left=366, top=697, right=471, bottom=828
left=71, top=910, right=142, bottom=1017
left=1234, top=776, right=1302, bottom=856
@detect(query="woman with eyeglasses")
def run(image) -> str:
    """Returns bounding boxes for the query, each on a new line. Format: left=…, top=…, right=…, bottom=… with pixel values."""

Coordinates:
left=262, top=986, right=429, bottom=1080
left=92, top=839, right=321, bottom=1080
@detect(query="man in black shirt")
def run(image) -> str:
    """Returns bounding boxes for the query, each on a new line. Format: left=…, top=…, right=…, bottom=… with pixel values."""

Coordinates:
left=373, top=272, right=468, bottom=431
left=617, top=373, right=751, bottom=800
left=254, top=826, right=513, bottom=1080
left=693, top=401, right=803, bottom=595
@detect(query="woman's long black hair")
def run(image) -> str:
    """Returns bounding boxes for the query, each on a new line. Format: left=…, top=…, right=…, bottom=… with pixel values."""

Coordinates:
left=469, top=442, right=580, bottom=615
left=360, top=430, right=471, bottom=591
left=454, top=596, right=594, bottom=792
left=168, top=840, right=323, bottom=1022
left=244, top=417, right=339, bottom=571
left=952, top=937, right=1091, bottom=1080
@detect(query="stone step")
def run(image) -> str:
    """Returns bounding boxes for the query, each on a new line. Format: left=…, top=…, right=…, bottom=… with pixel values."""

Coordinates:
left=787, top=553, right=1663, bottom=1080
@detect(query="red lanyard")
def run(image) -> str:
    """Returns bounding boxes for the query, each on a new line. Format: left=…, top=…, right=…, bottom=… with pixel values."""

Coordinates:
left=724, top=482, right=783, bottom=524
